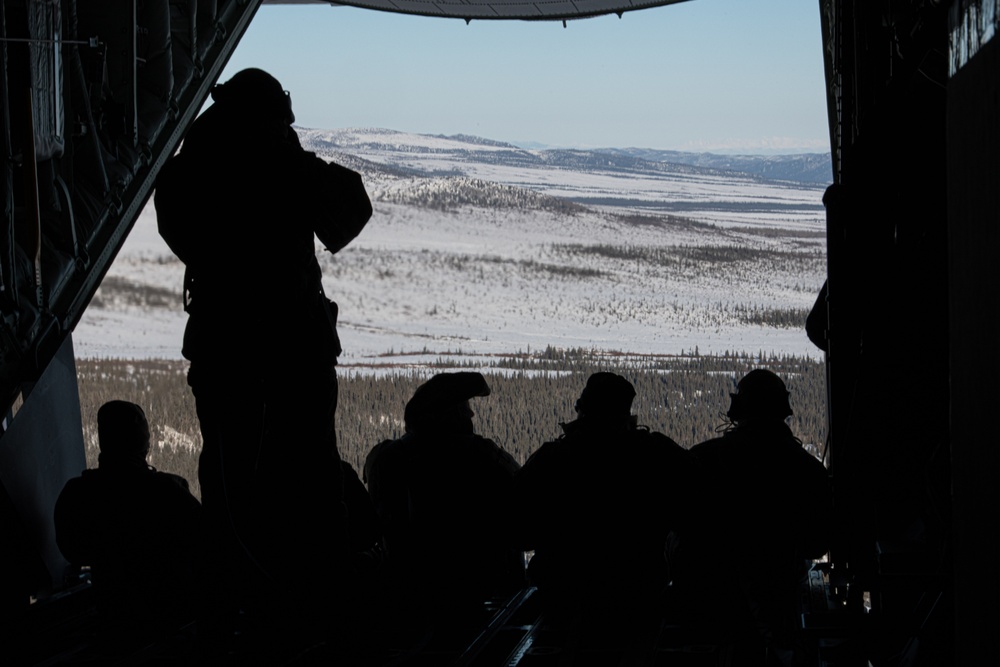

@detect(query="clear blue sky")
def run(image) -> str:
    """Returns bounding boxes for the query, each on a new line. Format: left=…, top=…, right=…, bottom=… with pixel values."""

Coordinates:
left=220, top=0, right=829, bottom=153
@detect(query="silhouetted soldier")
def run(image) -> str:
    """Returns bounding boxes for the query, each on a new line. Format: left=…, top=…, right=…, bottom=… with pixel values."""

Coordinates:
left=671, top=369, right=831, bottom=663
left=54, top=401, right=201, bottom=643
left=364, top=372, right=523, bottom=615
left=154, top=69, right=372, bottom=603
left=516, top=372, right=693, bottom=618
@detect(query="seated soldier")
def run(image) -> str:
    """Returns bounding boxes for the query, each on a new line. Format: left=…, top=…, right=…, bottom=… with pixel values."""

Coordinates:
left=364, top=372, right=523, bottom=613
left=669, top=369, right=832, bottom=660
left=54, top=401, right=202, bottom=640
left=515, top=372, right=693, bottom=616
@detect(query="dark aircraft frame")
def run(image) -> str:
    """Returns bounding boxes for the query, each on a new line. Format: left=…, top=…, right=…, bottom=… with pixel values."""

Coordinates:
left=1, top=0, right=996, bottom=663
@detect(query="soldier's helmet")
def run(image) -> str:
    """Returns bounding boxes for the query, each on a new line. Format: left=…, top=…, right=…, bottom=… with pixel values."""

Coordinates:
left=404, top=372, right=491, bottom=434
left=210, top=68, right=294, bottom=125
left=97, top=400, right=151, bottom=460
left=574, top=372, right=636, bottom=420
left=726, top=369, right=793, bottom=423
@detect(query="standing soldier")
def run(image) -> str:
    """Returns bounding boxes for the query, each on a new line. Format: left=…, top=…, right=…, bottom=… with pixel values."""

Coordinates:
left=154, top=68, right=372, bottom=621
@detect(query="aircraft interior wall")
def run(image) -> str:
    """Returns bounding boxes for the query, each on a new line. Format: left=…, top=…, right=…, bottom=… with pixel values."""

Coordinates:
left=822, top=1, right=959, bottom=662
left=0, top=336, right=84, bottom=598
left=946, top=29, right=1000, bottom=664
left=1, top=0, right=261, bottom=627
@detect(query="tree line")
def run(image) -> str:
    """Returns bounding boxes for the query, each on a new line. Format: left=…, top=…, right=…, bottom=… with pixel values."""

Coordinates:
left=76, top=350, right=827, bottom=500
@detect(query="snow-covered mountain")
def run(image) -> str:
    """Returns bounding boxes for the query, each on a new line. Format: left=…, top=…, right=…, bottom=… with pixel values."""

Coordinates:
left=299, top=128, right=827, bottom=227
left=301, top=127, right=831, bottom=183
left=74, top=127, right=827, bottom=365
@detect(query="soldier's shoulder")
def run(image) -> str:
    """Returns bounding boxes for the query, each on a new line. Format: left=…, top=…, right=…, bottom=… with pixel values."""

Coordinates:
left=641, top=429, right=681, bottom=447
left=468, top=433, right=502, bottom=450
left=364, top=437, right=404, bottom=481
left=56, top=473, right=88, bottom=503
left=473, top=435, right=520, bottom=472
left=522, top=436, right=568, bottom=469
left=153, top=471, right=192, bottom=491
left=689, top=435, right=729, bottom=457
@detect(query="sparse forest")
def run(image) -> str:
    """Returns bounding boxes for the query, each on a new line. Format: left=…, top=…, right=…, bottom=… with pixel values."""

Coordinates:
left=76, top=349, right=826, bottom=500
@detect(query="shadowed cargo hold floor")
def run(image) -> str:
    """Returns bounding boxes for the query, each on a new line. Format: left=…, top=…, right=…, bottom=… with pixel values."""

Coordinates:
left=21, top=567, right=850, bottom=666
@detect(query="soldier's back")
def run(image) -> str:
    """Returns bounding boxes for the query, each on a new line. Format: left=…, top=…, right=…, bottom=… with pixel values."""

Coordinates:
left=519, top=425, right=690, bottom=605
left=366, top=432, right=522, bottom=605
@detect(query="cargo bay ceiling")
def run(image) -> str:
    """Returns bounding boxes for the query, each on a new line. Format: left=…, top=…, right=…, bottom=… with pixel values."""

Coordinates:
left=274, top=0, right=691, bottom=21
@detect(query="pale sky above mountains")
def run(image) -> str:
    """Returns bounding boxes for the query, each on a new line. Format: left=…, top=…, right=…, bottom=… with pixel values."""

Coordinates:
left=221, top=0, right=829, bottom=154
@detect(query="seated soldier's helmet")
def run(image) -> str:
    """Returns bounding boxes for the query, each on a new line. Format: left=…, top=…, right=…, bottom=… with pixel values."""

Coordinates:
left=726, top=369, right=793, bottom=423
left=210, top=68, right=294, bottom=125
left=404, top=372, right=491, bottom=433
left=97, top=400, right=151, bottom=459
left=575, top=372, right=636, bottom=419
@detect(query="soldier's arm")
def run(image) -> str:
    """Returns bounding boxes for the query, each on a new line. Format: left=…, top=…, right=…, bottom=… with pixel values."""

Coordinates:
left=362, top=440, right=386, bottom=492
left=484, top=437, right=521, bottom=476
left=512, top=443, right=558, bottom=550
left=53, top=480, right=95, bottom=565
left=293, top=141, right=373, bottom=254
left=798, top=454, right=833, bottom=559
left=154, top=156, right=196, bottom=264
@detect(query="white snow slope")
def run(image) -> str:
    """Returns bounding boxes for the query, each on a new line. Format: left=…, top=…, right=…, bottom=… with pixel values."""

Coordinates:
left=74, top=128, right=827, bottom=366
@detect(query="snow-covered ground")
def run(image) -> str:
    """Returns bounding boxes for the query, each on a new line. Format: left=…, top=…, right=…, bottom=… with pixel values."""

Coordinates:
left=73, top=128, right=827, bottom=364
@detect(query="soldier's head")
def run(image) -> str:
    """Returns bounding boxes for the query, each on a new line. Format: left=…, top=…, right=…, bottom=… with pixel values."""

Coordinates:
left=97, top=401, right=151, bottom=466
left=210, top=68, right=294, bottom=126
left=574, top=372, right=636, bottom=425
left=726, top=369, right=793, bottom=426
left=404, top=372, right=491, bottom=435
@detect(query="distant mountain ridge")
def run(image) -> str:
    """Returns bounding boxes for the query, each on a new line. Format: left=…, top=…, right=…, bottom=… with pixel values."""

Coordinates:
left=594, top=148, right=832, bottom=184
left=298, top=127, right=832, bottom=184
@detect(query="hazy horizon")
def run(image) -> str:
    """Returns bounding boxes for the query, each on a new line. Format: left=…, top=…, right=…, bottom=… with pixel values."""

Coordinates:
left=290, top=124, right=831, bottom=156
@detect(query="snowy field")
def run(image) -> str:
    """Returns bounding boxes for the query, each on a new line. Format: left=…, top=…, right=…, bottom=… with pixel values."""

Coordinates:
left=74, top=128, right=828, bottom=366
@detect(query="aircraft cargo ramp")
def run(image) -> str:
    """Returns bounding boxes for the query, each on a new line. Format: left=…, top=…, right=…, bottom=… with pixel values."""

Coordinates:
left=19, top=572, right=849, bottom=666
